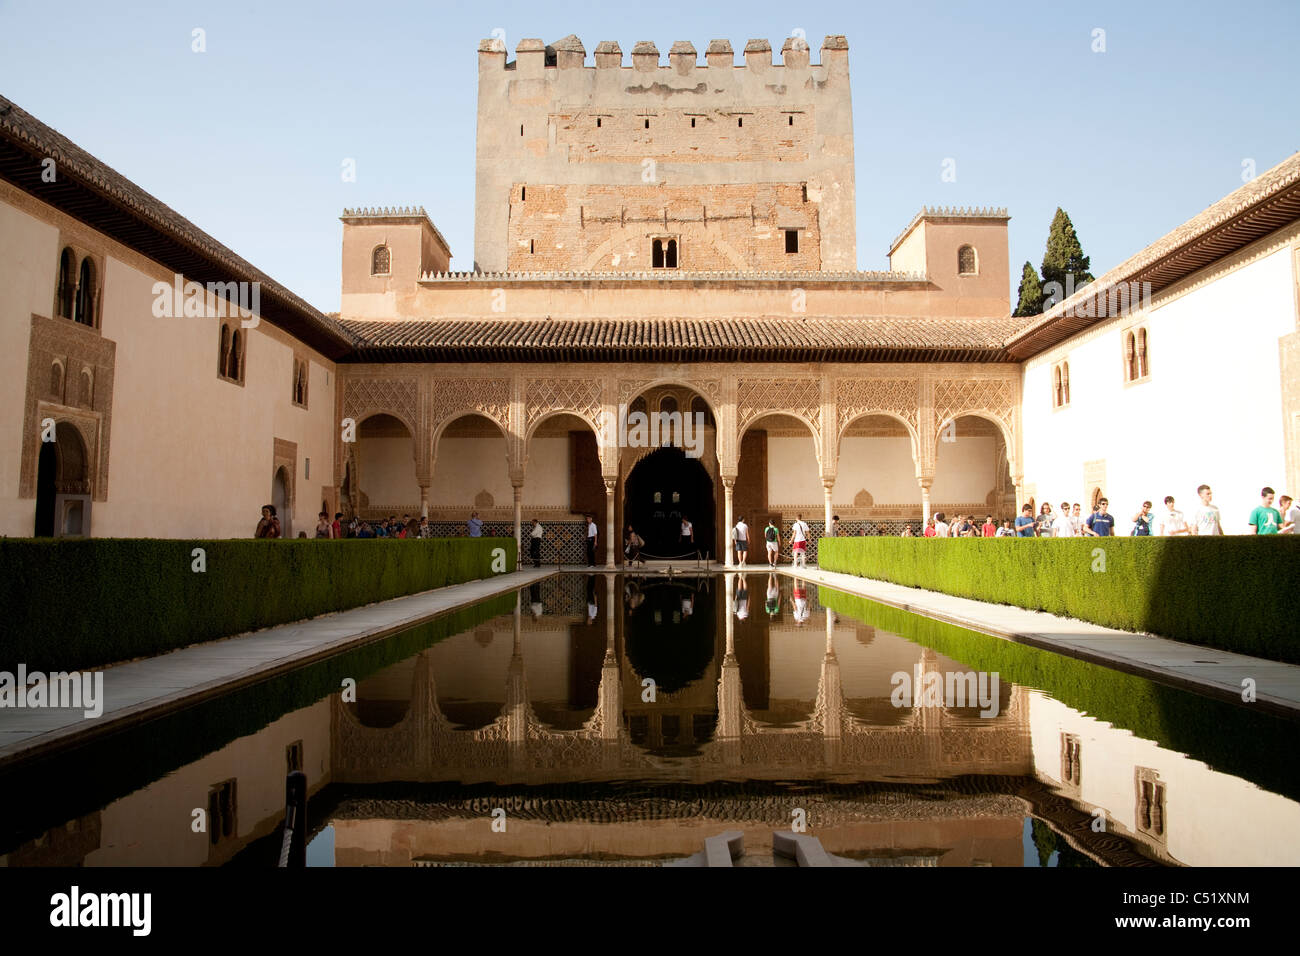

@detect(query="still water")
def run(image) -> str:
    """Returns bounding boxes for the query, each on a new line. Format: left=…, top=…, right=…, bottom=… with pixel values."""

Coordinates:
left=2, top=573, right=1297, bottom=867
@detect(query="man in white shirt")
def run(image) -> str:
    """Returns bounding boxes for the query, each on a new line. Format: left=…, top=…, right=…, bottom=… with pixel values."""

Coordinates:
left=933, top=512, right=950, bottom=538
left=680, top=516, right=694, bottom=552
left=732, top=516, right=749, bottom=566
left=1280, top=494, right=1300, bottom=534
left=1053, top=501, right=1075, bottom=537
left=790, top=514, right=811, bottom=568
left=529, top=518, right=545, bottom=567
left=1190, top=484, right=1223, bottom=536
left=585, top=514, right=598, bottom=567
left=1156, top=496, right=1189, bottom=536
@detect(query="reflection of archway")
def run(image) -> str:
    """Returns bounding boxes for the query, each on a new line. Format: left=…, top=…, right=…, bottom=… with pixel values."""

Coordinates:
left=624, top=448, right=714, bottom=558
left=34, top=422, right=89, bottom=537
left=273, top=466, right=291, bottom=538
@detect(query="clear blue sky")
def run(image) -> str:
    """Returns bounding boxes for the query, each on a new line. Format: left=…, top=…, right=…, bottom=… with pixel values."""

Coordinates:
left=2, top=0, right=1297, bottom=312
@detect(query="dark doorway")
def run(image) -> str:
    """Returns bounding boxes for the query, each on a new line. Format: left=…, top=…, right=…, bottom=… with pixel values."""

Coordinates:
left=34, top=440, right=56, bottom=536
left=623, top=447, right=714, bottom=559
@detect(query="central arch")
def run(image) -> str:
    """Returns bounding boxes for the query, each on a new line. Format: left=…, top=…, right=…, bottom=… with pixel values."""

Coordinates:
left=623, top=447, right=715, bottom=558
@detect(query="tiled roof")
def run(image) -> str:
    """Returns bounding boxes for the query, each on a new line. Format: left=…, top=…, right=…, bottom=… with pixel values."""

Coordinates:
left=339, top=316, right=1021, bottom=363
left=0, top=95, right=357, bottom=357
left=1005, top=152, right=1300, bottom=358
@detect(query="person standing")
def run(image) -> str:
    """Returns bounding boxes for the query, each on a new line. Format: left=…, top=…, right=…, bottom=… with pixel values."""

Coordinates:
left=418, top=516, right=432, bottom=538
left=467, top=511, right=483, bottom=537
left=315, top=511, right=332, bottom=538
left=933, top=512, right=950, bottom=538
left=996, top=519, right=1015, bottom=537
left=624, top=524, right=644, bottom=566
left=331, top=512, right=343, bottom=539
left=830, top=515, right=841, bottom=537
left=585, top=514, right=598, bottom=566
left=1037, top=503, right=1055, bottom=537
left=1247, top=487, right=1285, bottom=535
left=1053, top=502, right=1075, bottom=537
left=1155, top=496, right=1188, bottom=536
left=901, top=524, right=914, bottom=537
left=1131, top=501, right=1154, bottom=536
left=255, top=505, right=281, bottom=539
left=765, top=573, right=781, bottom=617
left=1085, top=498, right=1116, bottom=536
left=923, top=517, right=936, bottom=538
left=529, top=518, right=545, bottom=567
left=1190, top=484, right=1223, bottom=535
left=734, top=573, right=750, bottom=620
left=981, top=515, right=997, bottom=538
left=790, top=514, right=811, bottom=568
left=680, top=515, right=694, bottom=553
left=732, top=516, right=750, bottom=566
left=763, top=519, right=781, bottom=568
left=1279, top=495, right=1300, bottom=534
left=1014, top=505, right=1037, bottom=537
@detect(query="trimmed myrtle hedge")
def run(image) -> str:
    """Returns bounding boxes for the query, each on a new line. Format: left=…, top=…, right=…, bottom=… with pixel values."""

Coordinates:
left=818, top=536, right=1300, bottom=662
left=1, top=537, right=516, bottom=672
left=818, top=587, right=1300, bottom=802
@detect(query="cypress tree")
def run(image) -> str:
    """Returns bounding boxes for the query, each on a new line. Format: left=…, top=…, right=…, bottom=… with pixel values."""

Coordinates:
left=1040, top=208, right=1094, bottom=301
left=1013, top=261, right=1044, bottom=316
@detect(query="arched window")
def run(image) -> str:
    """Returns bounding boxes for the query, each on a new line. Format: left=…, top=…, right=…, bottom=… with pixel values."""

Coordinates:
left=292, top=359, right=308, bottom=407
left=652, top=239, right=664, bottom=268
left=228, top=330, right=243, bottom=382
left=1053, top=366, right=1063, bottom=407
left=1137, top=328, right=1149, bottom=377
left=957, top=245, right=977, bottom=275
left=652, top=238, right=679, bottom=269
left=665, top=238, right=678, bottom=268
left=1125, top=331, right=1138, bottom=381
left=659, top=395, right=678, bottom=414
left=79, top=369, right=93, bottom=407
left=371, top=245, right=391, bottom=276
left=219, top=324, right=232, bottom=377
left=57, top=248, right=75, bottom=319
left=1062, top=362, right=1070, bottom=404
left=74, top=257, right=95, bottom=325
left=50, top=362, right=64, bottom=401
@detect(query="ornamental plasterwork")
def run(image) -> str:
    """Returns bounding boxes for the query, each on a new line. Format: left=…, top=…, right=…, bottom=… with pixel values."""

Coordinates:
left=932, top=377, right=1014, bottom=437
left=343, top=377, right=420, bottom=434
left=836, top=378, right=920, bottom=436
left=736, top=378, right=821, bottom=432
left=525, top=378, right=603, bottom=433
left=430, top=378, right=511, bottom=433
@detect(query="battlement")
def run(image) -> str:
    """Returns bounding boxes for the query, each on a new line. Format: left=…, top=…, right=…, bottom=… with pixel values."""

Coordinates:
left=889, top=206, right=1011, bottom=254
left=415, top=268, right=924, bottom=284
left=477, top=34, right=848, bottom=72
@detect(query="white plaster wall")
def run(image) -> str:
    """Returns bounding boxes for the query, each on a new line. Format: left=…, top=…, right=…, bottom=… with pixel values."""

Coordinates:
left=358, top=436, right=418, bottom=507
left=522, top=436, right=570, bottom=507
left=835, top=436, right=917, bottom=505
left=1029, top=692, right=1300, bottom=866
left=430, top=435, right=511, bottom=506
left=931, top=434, right=997, bottom=504
left=766, top=435, right=823, bottom=504
left=1021, top=245, right=1295, bottom=534
left=0, top=202, right=57, bottom=534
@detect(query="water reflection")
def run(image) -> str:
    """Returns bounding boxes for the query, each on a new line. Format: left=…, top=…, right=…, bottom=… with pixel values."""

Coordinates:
left=4, top=573, right=1298, bottom=868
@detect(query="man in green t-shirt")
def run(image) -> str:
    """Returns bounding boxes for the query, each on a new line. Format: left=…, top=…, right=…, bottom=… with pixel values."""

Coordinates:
left=1248, top=486, right=1290, bottom=535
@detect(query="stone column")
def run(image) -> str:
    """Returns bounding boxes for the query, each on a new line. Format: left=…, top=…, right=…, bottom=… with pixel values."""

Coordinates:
left=511, top=481, right=524, bottom=553
left=722, top=475, right=736, bottom=568
left=604, top=477, right=617, bottom=569
left=418, top=482, right=430, bottom=520
left=822, top=478, right=834, bottom=535
left=919, top=477, right=933, bottom=525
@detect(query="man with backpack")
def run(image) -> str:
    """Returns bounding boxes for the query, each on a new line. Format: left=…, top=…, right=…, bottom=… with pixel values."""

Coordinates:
left=763, top=518, right=781, bottom=567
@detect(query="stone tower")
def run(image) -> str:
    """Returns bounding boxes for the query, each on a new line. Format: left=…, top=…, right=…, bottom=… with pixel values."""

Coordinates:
left=473, top=34, right=857, bottom=273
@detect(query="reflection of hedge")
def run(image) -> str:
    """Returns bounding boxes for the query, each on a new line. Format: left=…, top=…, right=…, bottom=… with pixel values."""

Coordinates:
left=819, top=587, right=1300, bottom=802
left=1, top=537, right=516, bottom=671
left=0, top=593, right=516, bottom=853
left=818, top=536, right=1300, bottom=662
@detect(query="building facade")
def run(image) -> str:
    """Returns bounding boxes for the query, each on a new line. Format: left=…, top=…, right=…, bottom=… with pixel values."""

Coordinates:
left=1, top=35, right=1298, bottom=557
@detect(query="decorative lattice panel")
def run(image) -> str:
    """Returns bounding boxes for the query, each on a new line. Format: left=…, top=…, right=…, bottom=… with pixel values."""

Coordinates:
left=737, top=379, right=821, bottom=431
left=344, top=378, right=419, bottom=431
left=836, top=378, right=919, bottom=435
left=431, top=378, right=511, bottom=431
left=933, top=378, right=1013, bottom=434
left=526, top=379, right=604, bottom=433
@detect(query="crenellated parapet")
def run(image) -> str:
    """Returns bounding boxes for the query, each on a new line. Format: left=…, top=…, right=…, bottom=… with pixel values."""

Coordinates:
left=476, top=34, right=849, bottom=71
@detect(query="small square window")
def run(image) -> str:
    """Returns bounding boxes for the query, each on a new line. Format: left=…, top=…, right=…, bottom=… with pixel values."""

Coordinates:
left=784, top=230, right=799, bottom=254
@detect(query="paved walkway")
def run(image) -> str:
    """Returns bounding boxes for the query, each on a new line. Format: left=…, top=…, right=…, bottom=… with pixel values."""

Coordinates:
left=782, top=566, right=1300, bottom=719
left=0, top=568, right=554, bottom=767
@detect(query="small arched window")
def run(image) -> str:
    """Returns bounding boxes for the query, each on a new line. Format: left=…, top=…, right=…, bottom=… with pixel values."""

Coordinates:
left=219, top=324, right=232, bottom=377
left=1062, top=361, right=1070, bottom=404
left=1124, top=332, right=1138, bottom=381
left=74, top=257, right=95, bottom=325
left=371, top=245, right=391, bottom=276
left=660, top=395, right=678, bottom=415
left=1137, top=328, right=1149, bottom=377
left=79, top=369, right=93, bottom=408
left=1053, top=366, right=1063, bottom=407
left=50, top=362, right=64, bottom=400
left=957, top=245, right=977, bottom=275
left=57, top=248, right=75, bottom=319
left=228, top=330, right=243, bottom=382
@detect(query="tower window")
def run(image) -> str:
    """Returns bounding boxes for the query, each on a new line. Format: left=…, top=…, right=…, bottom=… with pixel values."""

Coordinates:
left=520, top=124, right=524, bottom=136
left=957, top=245, right=977, bottom=275
left=56, top=248, right=75, bottom=319
left=596, top=117, right=601, bottom=128
left=530, top=239, right=535, bottom=254
left=738, top=117, right=743, bottom=127
left=784, top=229, right=799, bottom=254
left=521, top=186, right=526, bottom=201
left=690, top=117, right=696, bottom=128
left=371, top=245, right=390, bottom=276
left=1124, top=327, right=1151, bottom=383
left=652, top=238, right=678, bottom=269
left=644, top=119, right=650, bottom=129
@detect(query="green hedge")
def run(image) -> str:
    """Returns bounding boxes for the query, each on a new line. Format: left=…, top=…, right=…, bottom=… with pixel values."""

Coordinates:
left=0, top=537, right=516, bottom=671
left=818, top=536, right=1300, bottom=662
left=818, top=587, right=1300, bottom=802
